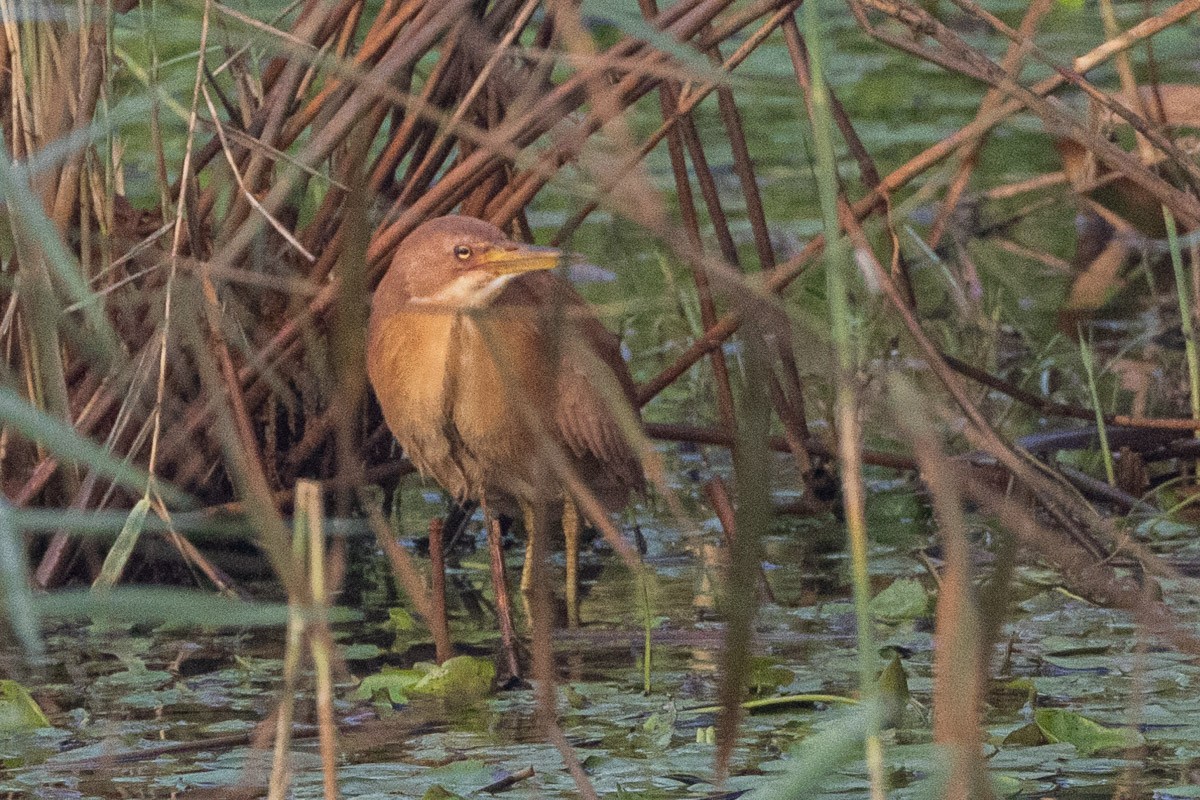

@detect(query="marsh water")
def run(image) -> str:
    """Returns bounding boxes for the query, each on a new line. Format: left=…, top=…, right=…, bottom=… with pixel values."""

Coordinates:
left=5, top=0, right=1200, bottom=797
left=12, top=480, right=1200, bottom=800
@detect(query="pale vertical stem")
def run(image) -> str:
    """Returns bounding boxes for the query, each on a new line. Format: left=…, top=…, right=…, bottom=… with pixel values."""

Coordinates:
left=563, top=498, right=581, bottom=628
left=801, top=1, right=884, bottom=797
left=267, top=488, right=309, bottom=800
left=892, top=378, right=988, bottom=800
left=300, top=481, right=340, bottom=800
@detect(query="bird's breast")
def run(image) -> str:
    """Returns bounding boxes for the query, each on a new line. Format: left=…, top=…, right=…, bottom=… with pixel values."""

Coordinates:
left=367, top=310, right=456, bottom=428
left=367, top=308, right=552, bottom=501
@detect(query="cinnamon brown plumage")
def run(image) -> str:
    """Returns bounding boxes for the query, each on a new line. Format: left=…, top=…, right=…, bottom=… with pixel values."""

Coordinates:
left=366, top=215, right=644, bottom=516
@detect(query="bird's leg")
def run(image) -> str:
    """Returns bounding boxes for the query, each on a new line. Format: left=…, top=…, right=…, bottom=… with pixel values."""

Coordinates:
left=519, top=500, right=537, bottom=626
left=563, top=497, right=581, bottom=628
left=483, top=500, right=521, bottom=681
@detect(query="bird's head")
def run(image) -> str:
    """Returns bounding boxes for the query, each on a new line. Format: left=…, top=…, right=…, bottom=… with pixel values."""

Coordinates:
left=379, top=215, right=561, bottom=309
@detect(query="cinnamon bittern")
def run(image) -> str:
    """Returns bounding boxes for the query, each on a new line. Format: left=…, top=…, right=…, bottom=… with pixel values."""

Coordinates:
left=366, top=215, right=644, bottom=656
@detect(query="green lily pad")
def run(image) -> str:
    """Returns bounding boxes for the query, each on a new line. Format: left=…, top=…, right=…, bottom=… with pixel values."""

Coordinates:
left=409, top=656, right=495, bottom=701
left=991, top=774, right=1023, bottom=797
left=0, top=680, right=50, bottom=731
left=1003, top=722, right=1051, bottom=747
left=387, top=607, right=417, bottom=632
left=354, top=666, right=424, bottom=704
left=421, top=785, right=469, bottom=800
left=641, top=701, right=677, bottom=750
left=341, top=643, right=385, bottom=661
left=747, top=657, right=795, bottom=694
left=1033, top=708, right=1144, bottom=755
left=869, top=578, right=929, bottom=622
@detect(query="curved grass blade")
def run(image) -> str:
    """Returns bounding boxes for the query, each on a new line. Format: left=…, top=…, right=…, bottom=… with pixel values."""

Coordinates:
left=0, top=386, right=187, bottom=505
left=0, top=149, right=121, bottom=365
left=91, top=497, right=152, bottom=592
left=745, top=702, right=883, bottom=800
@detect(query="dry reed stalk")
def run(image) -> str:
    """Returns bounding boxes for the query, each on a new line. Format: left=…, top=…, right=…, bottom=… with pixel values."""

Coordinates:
left=1, top=15, right=1199, bottom=788
left=653, top=76, right=739, bottom=434
left=124, top=0, right=806, bottom=491
left=893, top=381, right=989, bottom=800
left=927, top=0, right=1056, bottom=248
left=640, top=0, right=1200, bottom=404
left=298, top=481, right=340, bottom=800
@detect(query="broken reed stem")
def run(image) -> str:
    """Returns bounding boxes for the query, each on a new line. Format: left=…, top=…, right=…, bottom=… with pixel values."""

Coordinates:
left=267, top=492, right=310, bottom=800
left=800, top=1, right=884, bottom=798
left=297, top=480, right=340, bottom=800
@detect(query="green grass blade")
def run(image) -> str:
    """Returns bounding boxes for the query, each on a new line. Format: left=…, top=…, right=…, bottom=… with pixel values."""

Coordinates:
left=1165, top=207, right=1200, bottom=441
left=0, top=385, right=187, bottom=505
left=0, top=148, right=121, bottom=364
left=35, top=588, right=291, bottom=627
left=0, top=501, right=43, bottom=661
left=745, top=702, right=882, bottom=800
left=91, top=497, right=153, bottom=592
left=1077, top=325, right=1115, bottom=485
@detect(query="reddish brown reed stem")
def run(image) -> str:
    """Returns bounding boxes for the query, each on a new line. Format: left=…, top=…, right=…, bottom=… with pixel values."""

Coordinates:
left=898, top=395, right=987, bottom=799
left=644, top=421, right=918, bottom=471
left=703, top=477, right=738, bottom=545
left=703, top=477, right=777, bottom=604
left=928, top=0, right=1055, bottom=248
left=639, top=0, right=1200, bottom=405
left=654, top=78, right=738, bottom=435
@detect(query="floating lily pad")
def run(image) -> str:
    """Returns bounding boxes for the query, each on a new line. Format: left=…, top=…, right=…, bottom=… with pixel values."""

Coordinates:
left=409, top=656, right=496, bottom=701
left=355, top=666, right=424, bottom=704
left=421, top=785, right=468, bottom=800
left=869, top=578, right=929, bottom=622
left=387, top=608, right=417, bottom=632
left=1033, top=708, right=1144, bottom=755
left=0, top=681, right=50, bottom=731
left=747, top=657, right=795, bottom=694
left=1003, top=722, right=1052, bottom=747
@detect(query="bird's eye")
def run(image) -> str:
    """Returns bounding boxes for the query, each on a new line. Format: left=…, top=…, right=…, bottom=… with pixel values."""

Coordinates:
left=454, top=245, right=472, bottom=260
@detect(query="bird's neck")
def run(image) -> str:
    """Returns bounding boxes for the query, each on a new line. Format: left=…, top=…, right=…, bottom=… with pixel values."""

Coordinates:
left=407, top=272, right=518, bottom=309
